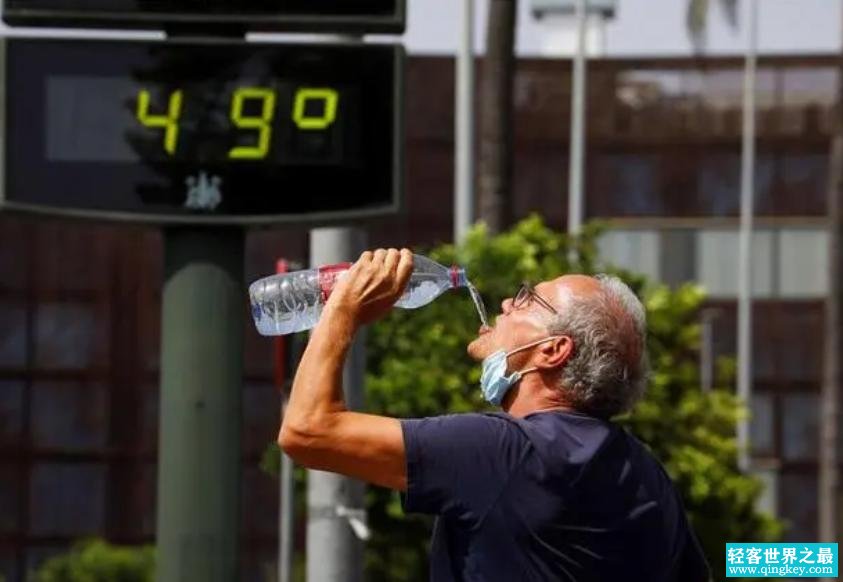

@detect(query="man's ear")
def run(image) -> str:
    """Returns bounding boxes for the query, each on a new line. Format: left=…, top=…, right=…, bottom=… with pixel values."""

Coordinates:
left=537, top=336, right=573, bottom=369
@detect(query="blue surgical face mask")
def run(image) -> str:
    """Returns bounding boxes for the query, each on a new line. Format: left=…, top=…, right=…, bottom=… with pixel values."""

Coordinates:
left=479, top=336, right=563, bottom=406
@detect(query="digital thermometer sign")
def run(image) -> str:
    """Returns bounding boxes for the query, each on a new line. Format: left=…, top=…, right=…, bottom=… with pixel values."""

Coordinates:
left=1, top=38, right=405, bottom=224
left=2, top=0, right=405, bottom=34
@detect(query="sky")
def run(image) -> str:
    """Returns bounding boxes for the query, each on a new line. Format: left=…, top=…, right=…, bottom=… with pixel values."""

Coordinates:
left=403, top=0, right=842, bottom=56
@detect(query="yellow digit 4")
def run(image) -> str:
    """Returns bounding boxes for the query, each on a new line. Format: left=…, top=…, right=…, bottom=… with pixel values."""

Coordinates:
left=136, top=89, right=183, bottom=156
left=293, top=88, right=339, bottom=130
left=229, top=87, right=277, bottom=160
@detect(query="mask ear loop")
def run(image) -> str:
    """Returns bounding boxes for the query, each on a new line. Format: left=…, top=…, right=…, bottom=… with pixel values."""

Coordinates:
left=505, top=335, right=565, bottom=358
left=504, top=336, right=566, bottom=382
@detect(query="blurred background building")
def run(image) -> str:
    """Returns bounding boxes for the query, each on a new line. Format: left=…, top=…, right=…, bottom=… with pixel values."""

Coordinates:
left=0, top=0, right=838, bottom=580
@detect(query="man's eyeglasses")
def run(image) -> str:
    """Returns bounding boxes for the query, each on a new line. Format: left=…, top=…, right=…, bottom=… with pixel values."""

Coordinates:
left=512, top=282, right=558, bottom=315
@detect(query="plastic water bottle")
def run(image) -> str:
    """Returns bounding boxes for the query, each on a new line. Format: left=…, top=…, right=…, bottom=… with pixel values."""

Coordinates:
left=249, top=254, right=472, bottom=336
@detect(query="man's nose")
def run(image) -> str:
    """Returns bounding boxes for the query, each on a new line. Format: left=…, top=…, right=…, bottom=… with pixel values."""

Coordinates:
left=501, top=297, right=513, bottom=314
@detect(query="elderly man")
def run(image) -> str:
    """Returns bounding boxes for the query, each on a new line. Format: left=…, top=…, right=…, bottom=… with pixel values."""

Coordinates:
left=279, top=248, right=711, bottom=582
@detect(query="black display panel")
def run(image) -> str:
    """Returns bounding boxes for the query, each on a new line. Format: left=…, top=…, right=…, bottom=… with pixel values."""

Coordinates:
left=2, top=38, right=405, bottom=224
left=2, top=0, right=405, bottom=34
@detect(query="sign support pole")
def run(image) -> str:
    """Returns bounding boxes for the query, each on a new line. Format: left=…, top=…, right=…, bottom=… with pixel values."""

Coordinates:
left=306, top=226, right=368, bottom=582
left=156, top=227, right=244, bottom=582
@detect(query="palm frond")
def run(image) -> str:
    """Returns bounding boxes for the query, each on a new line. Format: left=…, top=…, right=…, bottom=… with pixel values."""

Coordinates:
left=686, top=0, right=709, bottom=52
left=719, top=0, right=739, bottom=29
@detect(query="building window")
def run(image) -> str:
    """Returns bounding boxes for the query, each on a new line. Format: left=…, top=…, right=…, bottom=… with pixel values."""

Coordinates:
left=0, top=303, right=27, bottom=368
left=29, top=463, right=106, bottom=536
left=34, top=303, right=106, bottom=370
left=0, top=465, right=21, bottom=534
left=0, top=382, right=24, bottom=446
left=696, top=230, right=774, bottom=298
left=750, top=393, right=775, bottom=458
left=781, top=393, right=819, bottom=462
left=597, top=230, right=661, bottom=281
left=779, top=472, right=818, bottom=541
left=30, top=382, right=109, bottom=451
left=588, top=149, right=828, bottom=218
left=779, top=229, right=828, bottom=298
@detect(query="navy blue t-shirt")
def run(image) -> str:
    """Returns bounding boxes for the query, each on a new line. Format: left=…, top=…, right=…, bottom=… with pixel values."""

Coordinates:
left=400, top=410, right=711, bottom=582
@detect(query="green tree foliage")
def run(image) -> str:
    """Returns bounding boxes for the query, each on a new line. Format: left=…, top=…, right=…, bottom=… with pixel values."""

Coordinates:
left=32, top=540, right=154, bottom=582
left=363, top=216, right=781, bottom=581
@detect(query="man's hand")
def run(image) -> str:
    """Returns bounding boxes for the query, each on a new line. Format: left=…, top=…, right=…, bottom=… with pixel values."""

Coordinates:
left=326, top=248, right=414, bottom=329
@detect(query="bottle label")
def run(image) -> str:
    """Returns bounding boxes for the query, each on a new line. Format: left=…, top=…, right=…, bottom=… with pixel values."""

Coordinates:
left=318, top=262, right=352, bottom=303
left=450, top=265, right=460, bottom=288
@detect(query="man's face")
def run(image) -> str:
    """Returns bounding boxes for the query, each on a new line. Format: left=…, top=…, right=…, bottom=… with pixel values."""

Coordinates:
left=466, top=280, right=562, bottom=362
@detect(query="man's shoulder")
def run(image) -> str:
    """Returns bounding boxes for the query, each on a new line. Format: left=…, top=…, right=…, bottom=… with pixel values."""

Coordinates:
left=518, top=410, right=619, bottom=454
left=401, top=410, right=629, bottom=467
left=400, top=411, right=529, bottom=441
left=400, top=412, right=535, bottom=475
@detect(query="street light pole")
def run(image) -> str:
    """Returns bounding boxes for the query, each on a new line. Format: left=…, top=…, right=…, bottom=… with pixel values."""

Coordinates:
left=736, top=0, right=759, bottom=473
left=454, top=0, right=476, bottom=243
left=567, top=0, right=588, bottom=246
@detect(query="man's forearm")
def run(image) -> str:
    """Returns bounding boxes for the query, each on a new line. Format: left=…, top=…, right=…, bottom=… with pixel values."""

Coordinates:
left=280, top=304, right=357, bottom=439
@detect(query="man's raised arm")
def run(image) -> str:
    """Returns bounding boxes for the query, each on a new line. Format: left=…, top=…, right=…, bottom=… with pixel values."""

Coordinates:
left=277, top=248, right=413, bottom=491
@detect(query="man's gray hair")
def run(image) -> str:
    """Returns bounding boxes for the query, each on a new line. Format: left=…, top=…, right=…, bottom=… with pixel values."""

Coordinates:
left=544, top=275, right=649, bottom=418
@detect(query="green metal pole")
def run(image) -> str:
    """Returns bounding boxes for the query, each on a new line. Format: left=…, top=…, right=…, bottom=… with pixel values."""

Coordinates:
left=156, top=228, right=244, bottom=582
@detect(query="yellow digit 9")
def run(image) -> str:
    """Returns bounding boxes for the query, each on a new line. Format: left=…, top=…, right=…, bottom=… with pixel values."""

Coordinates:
left=293, top=88, right=339, bottom=130
left=136, top=89, right=183, bottom=156
left=229, top=87, right=277, bottom=160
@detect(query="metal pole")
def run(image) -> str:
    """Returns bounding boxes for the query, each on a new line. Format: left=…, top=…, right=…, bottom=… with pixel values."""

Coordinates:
left=567, top=0, right=588, bottom=242
left=156, top=228, right=244, bottom=582
left=818, top=0, right=843, bottom=552
left=736, top=0, right=759, bottom=473
left=454, top=0, right=476, bottom=242
left=306, top=227, right=368, bottom=582
left=279, top=421, right=295, bottom=582
left=276, top=260, right=294, bottom=582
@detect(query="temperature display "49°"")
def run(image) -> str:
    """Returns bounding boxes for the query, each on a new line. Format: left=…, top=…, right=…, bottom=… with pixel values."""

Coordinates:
left=136, top=86, right=340, bottom=160
left=4, top=38, right=403, bottom=223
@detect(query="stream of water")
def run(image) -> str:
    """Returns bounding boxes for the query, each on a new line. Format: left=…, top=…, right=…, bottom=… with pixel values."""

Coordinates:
left=466, top=281, right=489, bottom=328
